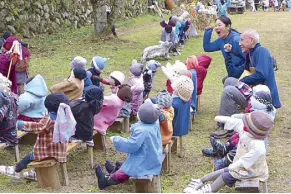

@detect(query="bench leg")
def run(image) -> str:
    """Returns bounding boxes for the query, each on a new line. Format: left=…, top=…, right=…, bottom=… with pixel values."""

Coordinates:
left=262, top=181, right=268, bottom=193
left=60, top=163, right=69, bottom=186
left=171, top=138, right=178, bottom=153
left=35, top=164, right=61, bottom=188
left=124, top=117, right=130, bottom=133
left=179, top=137, right=183, bottom=158
left=168, top=145, right=172, bottom=173
left=134, top=176, right=161, bottom=193
left=93, top=133, right=107, bottom=151
left=88, top=146, right=94, bottom=169
left=15, top=145, right=20, bottom=163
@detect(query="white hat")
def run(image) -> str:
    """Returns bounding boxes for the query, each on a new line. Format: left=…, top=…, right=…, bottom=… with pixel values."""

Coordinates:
left=110, top=71, right=125, bottom=85
left=69, top=56, right=87, bottom=70
left=162, top=60, right=187, bottom=82
left=171, top=75, right=194, bottom=102
left=252, top=85, right=270, bottom=95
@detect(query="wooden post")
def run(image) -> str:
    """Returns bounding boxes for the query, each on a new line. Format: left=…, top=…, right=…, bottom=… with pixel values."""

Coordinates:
left=171, top=137, right=178, bottom=153
left=197, top=95, right=201, bottom=112
left=134, top=176, right=161, bottom=193
left=124, top=117, right=130, bottom=133
left=162, top=144, right=169, bottom=173
left=262, top=181, right=268, bottom=193
left=93, top=132, right=107, bottom=151
left=235, top=180, right=260, bottom=193
left=168, top=142, right=172, bottom=173
left=88, top=146, right=94, bottom=169
left=29, top=160, right=61, bottom=189
left=15, top=145, right=20, bottom=162
left=60, top=163, right=69, bottom=186
left=179, top=136, right=183, bottom=158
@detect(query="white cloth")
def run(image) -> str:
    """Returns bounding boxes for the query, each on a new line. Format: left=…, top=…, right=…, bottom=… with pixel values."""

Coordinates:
left=53, top=103, right=77, bottom=143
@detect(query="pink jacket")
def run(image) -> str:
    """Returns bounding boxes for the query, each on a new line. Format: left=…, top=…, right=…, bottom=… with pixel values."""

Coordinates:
left=94, top=94, right=124, bottom=135
left=128, top=75, right=144, bottom=115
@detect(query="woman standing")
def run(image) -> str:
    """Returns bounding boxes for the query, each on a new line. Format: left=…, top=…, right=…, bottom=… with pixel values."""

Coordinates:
left=203, top=16, right=246, bottom=82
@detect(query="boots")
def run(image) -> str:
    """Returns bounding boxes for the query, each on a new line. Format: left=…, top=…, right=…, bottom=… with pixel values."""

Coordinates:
left=214, top=157, right=231, bottom=171
left=95, top=166, right=120, bottom=190
left=210, top=137, right=232, bottom=156
left=202, top=148, right=217, bottom=157
left=105, top=161, right=122, bottom=174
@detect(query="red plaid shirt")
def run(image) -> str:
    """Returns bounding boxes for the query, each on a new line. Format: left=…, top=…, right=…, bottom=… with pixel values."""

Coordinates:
left=22, top=117, right=68, bottom=163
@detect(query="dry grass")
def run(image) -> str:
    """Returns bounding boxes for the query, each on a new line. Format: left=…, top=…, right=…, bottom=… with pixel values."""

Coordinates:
left=0, top=11, right=291, bottom=192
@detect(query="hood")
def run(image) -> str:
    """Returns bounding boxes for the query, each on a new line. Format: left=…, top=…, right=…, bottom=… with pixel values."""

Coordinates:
left=24, top=74, right=48, bottom=97
left=197, top=55, right=212, bottom=69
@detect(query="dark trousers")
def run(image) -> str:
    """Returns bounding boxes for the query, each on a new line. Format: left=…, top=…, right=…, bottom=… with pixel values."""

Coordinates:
left=15, top=152, right=34, bottom=173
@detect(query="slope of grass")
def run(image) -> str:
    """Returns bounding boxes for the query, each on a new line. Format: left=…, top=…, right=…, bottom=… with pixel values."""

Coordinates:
left=0, top=11, right=290, bottom=192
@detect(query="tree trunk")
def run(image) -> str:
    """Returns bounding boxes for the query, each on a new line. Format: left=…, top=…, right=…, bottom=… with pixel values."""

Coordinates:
left=90, top=0, right=108, bottom=35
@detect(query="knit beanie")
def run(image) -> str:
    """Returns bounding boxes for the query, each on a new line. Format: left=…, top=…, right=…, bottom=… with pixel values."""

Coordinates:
left=146, top=60, right=161, bottom=72
left=251, top=90, right=274, bottom=112
left=84, top=85, right=104, bottom=114
left=130, top=60, right=143, bottom=77
left=117, top=84, right=133, bottom=103
left=45, top=93, right=70, bottom=113
left=91, top=56, right=109, bottom=72
left=2, top=32, right=11, bottom=40
left=0, top=73, right=12, bottom=94
left=110, top=71, right=125, bottom=86
left=242, top=111, right=274, bottom=140
left=171, top=75, right=194, bottom=102
left=70, top=56, right=87, bottom=70
left=252, top=84, right=270, bottom=95
left=3, top=36, right=20, bottom=51
left=156, top=90, right=172, bottom=108
left=138, top=99, right=160, bottom=124
left=73, top=67, right=87, bottom=80
left=186, top=55, right=198, bottom=70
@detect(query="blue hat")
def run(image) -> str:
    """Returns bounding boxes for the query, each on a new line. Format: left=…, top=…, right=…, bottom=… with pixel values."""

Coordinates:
left=91, top=56, right=109, bottom=71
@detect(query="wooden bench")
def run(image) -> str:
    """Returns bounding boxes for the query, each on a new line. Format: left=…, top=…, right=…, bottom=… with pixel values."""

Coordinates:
left=227, top=6, right=245, bottom=14
left=108, top=117, right=130, bottom=133
left=28, top=142, right=81, bottom=188
left=235, top=180, right=268, bottom=193
left=130, top=175, right=161, bottom=193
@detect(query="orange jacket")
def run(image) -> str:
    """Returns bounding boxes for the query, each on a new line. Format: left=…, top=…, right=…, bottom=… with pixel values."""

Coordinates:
left=160, top=107, right=174, bottom=145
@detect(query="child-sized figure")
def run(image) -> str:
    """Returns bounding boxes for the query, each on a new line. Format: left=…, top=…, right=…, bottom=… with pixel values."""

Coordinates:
left=18, top=75, right=48, bottom=122
left=128, top=60, right=144, bottom=116
left=0, top=74, right=18, bottom=148
left=94, top=84, right=132, bottom=135
left=186, top=55, right=212, bottom=96
left=95, top=99, right=163, bottom=190
left=171, top=75, right=194, bottom=136
left=0, top=93, right=75, bottom=180
left=143, top=60, right=161, bottom=98
left=50, top=67, right=87, bottom=101
left=70, top=85, right=104, bottom=146
left=87, top=56, right=109, bottom=86
left=156, top=90, right=174, bottom=145
left=184, top=111, right=273, bottom=193
left=69, top=56, right=92, bottom=89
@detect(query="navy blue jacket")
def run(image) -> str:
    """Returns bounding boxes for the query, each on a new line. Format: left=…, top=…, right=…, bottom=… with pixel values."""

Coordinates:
left=203, top=29, right=246, bottom=78
left=240, top=43, right=281, bottom=108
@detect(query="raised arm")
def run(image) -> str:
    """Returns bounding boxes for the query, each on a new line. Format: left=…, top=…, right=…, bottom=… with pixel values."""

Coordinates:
left=203, top=28, right=221, bottom=52
left=17, top=117, right=49, bottom=134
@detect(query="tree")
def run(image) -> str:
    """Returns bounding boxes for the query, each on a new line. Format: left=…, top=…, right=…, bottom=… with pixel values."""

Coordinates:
left=90, top=0, right=122, bottom=36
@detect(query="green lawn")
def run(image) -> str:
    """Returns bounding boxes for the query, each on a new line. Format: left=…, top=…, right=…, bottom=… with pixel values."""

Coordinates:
left=0, top=11, right=291, bottom=192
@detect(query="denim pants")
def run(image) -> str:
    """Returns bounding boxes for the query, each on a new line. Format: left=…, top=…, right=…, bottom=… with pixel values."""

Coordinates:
left=15, top=152, right=34, bottom=173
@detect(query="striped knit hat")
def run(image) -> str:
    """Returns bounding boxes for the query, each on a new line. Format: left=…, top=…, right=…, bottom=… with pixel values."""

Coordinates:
left=156, top=90, right=172, bottom=108
left=242, top=111, right=274, bottom=140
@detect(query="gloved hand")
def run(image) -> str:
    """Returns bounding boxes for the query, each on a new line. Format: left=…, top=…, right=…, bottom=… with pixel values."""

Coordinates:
left=214, top=116, right=233, bottom=125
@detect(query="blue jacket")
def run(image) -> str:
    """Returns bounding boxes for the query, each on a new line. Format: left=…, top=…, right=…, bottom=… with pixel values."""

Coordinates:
left=189, top=70, right=198, bottom=112
left=203, top=29, right=246, bottom=78
left=18, top=74, right=48, bottom=118
left=217, top=0, right=231, bottom=16
left=172, top=96, right=190, bottom=136
left=113, top=121, right=163, bottom=177
left=240, top=43, right=281, bottom=108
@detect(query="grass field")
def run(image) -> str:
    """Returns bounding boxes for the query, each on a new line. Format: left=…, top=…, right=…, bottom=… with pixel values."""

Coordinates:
left=0, top=10, right=291, bottom=193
